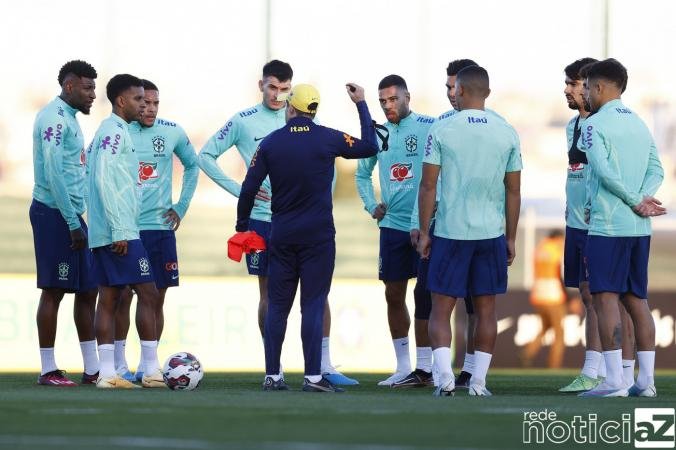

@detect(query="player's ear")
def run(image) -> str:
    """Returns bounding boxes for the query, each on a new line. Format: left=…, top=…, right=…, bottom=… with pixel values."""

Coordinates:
left=258, top=79, right=264, bottom=92
left=485, top=87, right=491, bottom=99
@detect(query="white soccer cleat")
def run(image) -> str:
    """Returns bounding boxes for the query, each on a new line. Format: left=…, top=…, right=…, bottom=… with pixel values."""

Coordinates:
left=468, top=382, right=493, bottom=397
left=578, top=381, right=628, bottom=397
left=142, top=369, right=167, bottom=388
left=628, top=384, right=657, bottom=397
left=96, top=375, right=140, bottom=389
left=377, top=371, right=409, bottom=386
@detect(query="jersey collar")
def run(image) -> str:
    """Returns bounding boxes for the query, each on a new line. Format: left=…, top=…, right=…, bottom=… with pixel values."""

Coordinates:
left=388, top=110, right=416, bottom=128
left=55, top=96, right=79, bottom=117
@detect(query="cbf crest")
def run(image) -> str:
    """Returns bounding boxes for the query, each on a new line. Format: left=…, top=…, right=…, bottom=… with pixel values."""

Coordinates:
left=57, top=262, right=69, bottom=280
left=152, top=136, right=165, bottom=154
left=405, top=134, right=417, bottom=153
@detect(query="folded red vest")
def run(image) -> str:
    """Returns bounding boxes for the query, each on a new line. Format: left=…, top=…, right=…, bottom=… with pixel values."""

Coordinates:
left=227, top=231, right=267, bottom=262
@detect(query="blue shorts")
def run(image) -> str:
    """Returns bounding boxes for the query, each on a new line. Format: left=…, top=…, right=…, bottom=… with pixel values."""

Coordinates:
left=140, top=230, right=178, bottom=289
left=379, top=227, right=417, bottom=281
left=427, top=235, right=507, bottom=298
left=247, top=219, right=271, bottom=276
left=92, top=239, right=154, bottom=287
left=29, top=199, right=96, bottom=293
left=586, top=235, right=650, bottom=299
left=564, top=226, right=589, bottom=288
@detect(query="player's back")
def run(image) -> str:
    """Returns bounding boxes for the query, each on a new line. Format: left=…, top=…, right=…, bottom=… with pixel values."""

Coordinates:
left=430, top=109, right=521, bottom=240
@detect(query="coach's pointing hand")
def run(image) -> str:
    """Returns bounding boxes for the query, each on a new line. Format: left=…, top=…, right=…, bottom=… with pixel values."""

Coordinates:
left=346, top=83, right=365, bottom=103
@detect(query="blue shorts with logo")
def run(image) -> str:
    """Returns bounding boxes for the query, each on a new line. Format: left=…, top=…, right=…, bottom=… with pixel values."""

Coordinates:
left=427, top=235, right=507, bottom=298
left=92, top=239, right=154, bottom=287
left=29, top=199, right=96, bottom=293
left=564, top=226, right=589, bottom=288
left=140, top=230, right=178, bottom=289
left=586, top=235, right=650, bottom=299
left=247, top=219, right=271, bottom=276
left=379, top=227, right=417, bottom=281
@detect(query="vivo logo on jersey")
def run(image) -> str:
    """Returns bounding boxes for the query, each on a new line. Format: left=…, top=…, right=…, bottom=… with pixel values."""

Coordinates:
left=217, top=121, right=233, bottom=140
left=616, top=108, right=632, bottom=114
left=138, top=162, right=158, bottom=182
left=100, top=134, right=121, bottom=153
left=390, top=163, right=414, bottom=182
left=424, top=134, right=433, bottom=157
left=467, top=117, right=487, bottom=124
left=43, top=124, right=63, bottom=145
left=417, top=116, right=434, bottom=124
left=239, top=108, right=258, bottom=118
left=585, top=125, right=594, bottom=148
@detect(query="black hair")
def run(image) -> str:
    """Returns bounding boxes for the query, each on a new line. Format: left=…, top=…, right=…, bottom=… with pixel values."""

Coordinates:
left=262, top=60, right=293, bottom=82
left=106, top=74, right=144, bottom=104
left=141, top=79, right=159, bottom=92
left=58, top=60, right=97, bottom=85
left=378, top=74, right=408, bottom=91
left=564, top=57, right=598, bottom=80
left=585, top=58, right=628, bottom=93
left=446, top=59, right=478, bottom=76
left=456, top=65, right=490, bottom=96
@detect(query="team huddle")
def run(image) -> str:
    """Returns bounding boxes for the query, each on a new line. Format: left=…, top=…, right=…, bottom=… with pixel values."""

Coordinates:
left=30, top=57, right=664, bottom=396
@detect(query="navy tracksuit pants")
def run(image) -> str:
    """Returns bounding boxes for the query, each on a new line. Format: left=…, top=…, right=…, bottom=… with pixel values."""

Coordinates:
left=264, top=239, right=335, bottom=376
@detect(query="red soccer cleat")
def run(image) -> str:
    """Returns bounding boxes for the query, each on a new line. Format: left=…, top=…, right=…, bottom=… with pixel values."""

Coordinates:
left=37, top=370, right=78, bottom=387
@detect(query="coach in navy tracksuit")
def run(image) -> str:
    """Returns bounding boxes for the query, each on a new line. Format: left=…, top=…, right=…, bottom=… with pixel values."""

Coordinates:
left=236, top=83, right=378, bottom=392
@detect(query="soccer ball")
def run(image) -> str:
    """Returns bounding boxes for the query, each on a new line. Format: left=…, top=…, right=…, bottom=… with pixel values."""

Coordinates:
left=162, top=352, right=203, bottom=390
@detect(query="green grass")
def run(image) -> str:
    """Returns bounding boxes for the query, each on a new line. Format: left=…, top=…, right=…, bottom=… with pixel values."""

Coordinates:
left=1, top=371, right=674, bottom=450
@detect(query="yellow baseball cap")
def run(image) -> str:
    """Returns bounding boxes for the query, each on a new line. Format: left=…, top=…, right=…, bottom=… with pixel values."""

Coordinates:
left=283, top=84, right=320, bottom=113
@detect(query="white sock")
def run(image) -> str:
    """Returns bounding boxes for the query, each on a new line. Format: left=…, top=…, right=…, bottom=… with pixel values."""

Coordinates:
left=462, top=352, right=475, bottom=375
left=581, top=351, right=601, bottom=379
left=321, top=337, right=332, bottom=372
left=635, top=351, right=655, bottom=389
left=602, top=349, right=623, bottom=388
left=432, top=347, right=454, bottom=389
left=622, top=359, right=635, bottom=387
left=416, top=347, right=432, bottom=372
left=114, top=340, right=127, bottom=373
left=471, top=351, right=493, bottom=386
left=598, top=357, right=607, bottom=378
left=140, top=340, right=159, bottom=375
left=98, top=344, right=116, bottom=378
left=39, top=347, right=58, bottom=375
left=79, top=340, right=99, bottom=375
left=267, top=374, right=281, bottom=382
left=393, top=337, right=411, bottom=373
left=306, top=374, right=322, bottom=383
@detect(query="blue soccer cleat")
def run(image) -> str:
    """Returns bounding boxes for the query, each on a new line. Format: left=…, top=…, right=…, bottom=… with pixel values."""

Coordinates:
left=323, top=367, right=359, bottom=386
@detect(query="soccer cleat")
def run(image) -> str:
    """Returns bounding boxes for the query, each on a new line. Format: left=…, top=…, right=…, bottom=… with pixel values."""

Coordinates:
left=134, top=370, right=144, bottom=382
left=118, top=370, right=136, bottom=382
left=558, top=374, right=601, bottom=392
left=81, top=371, right=99, bottom=385
left=468, top=383, right=493, bottom=396
left=432, top=381, right=455, bottom=397
left=37, top=370, right=78, bottom=387
left=377, top=371, right=409, bottom=386
left=262, top=376, right=290, bottom=391
left=577, top=382, right=628, bottom=397
left=455, top=371, right=472, bottom=389
left=627, top=384, right=657, bottom=397
left=391, top=369, right=433, bottom=388
left=322, top=365, right=359, bottom=385
left=302, top=377, right=344, bottom=393
left=142, top=369, right=167, bottom=388
left=96, top=375, right=140, bottom=389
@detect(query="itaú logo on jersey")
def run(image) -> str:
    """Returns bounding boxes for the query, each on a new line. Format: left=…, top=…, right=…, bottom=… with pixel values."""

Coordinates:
left=390, top=163, right=413, bottom=182
left=138, top=161, right=159, bottom=182
left=568, top=162, right=585, bottom=172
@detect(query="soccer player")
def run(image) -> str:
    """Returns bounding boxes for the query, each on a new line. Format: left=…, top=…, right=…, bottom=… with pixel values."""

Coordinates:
left=577, top=59, right=665, bottom=397
left=355, top=75, right=436, bottom=386
left=236, top=83, right=377, bottom=392
left=30, top=60, right=100, bottom=386
left=418, top=65, right=522, bottom=396
left=112, top=79, right=199, bottom=381
left=199, top=61, right=355, bottom=385
left=86, top=74, right=163, bottom=389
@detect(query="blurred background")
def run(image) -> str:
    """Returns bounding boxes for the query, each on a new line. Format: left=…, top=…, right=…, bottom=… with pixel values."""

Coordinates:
left=0, top=0, right=674, bottom=371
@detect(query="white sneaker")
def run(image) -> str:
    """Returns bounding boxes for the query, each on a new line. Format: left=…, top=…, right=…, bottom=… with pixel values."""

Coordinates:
left=377, top=371, right=409, bottom=386
left=433, top=380, right=455, bottom=397
left=628, top=384, right=657, bottom=397
left=468, top=382, right=492, bottom=396
left=578, top=381, right=628, bottom=397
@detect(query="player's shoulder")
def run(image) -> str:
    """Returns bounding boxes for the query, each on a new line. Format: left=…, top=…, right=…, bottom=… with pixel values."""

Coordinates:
left=411, top=111, right=435, bottom=126
left=233, top=103, right=264, bottom=122
left=36, top=99, right=68, bottom=124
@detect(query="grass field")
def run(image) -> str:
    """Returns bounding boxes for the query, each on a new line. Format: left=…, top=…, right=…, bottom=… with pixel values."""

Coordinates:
left=1, top=370, right=675, bottom=450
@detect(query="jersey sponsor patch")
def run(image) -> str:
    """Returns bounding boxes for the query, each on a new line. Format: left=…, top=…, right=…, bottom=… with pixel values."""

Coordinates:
left=43, top=123, right=63, bottom=145
left=138, top=161, right=159, bottom=182
left=568, top=162, right=585, bottom=173
left=239, top=108, right=258, bottom=118
left=389, top=163, right=413, bottom=182
left=100, top=134, right=121, bottom=154
left=217, top=121, right=233, bottom=140
left=343, top=133, right=355, bottom=147
left=249, top=147, right=260, bottom=167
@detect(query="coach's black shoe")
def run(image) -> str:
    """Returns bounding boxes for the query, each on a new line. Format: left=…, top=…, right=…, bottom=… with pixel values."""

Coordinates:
left=455, top=371, right=472, bottom=389
left=262, top=376, right=289, bottom=391
left=302, top=376, right=344, bottom=393
left=391, top=369, right=434, bottom=388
